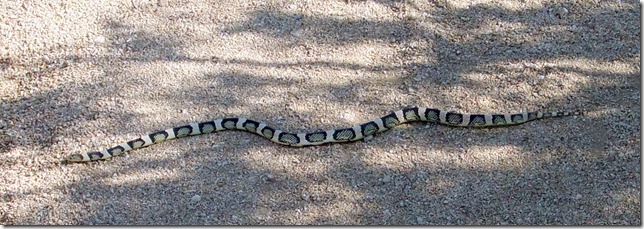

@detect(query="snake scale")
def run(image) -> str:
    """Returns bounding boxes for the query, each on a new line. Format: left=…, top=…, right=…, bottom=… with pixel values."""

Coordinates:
left=63, top=106, right=582, bottom=163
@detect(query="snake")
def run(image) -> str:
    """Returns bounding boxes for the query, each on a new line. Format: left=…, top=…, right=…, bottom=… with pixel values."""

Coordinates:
left=63, top=106, right=582, bottom=163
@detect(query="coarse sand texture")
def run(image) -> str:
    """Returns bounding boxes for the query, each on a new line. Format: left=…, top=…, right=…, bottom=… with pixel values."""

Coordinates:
left=0, top=0, right=640, bottom=225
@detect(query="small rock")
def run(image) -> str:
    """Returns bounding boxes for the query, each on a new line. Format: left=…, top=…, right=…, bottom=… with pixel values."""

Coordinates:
left=416, top=216, right=427, bottom=224
left=342, top=112, right=356, bottom=122
left=575, top=194, right=583, bottom=200
left=261, top=173, right=275, bottom=182
left=94, top=35, right=106, bottom=43
left=382, top=174, right=392, bottom=183
left=191, top=195, right=201, bottom=202
left=383, top=209, right=391, bottom=217
left=291, top=29, right=304, bottom=37
left=216, top=179, right=226, bottom=187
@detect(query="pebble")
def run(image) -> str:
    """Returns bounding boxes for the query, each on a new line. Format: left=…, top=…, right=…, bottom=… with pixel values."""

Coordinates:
left=261, top=173, right=275, bottom=182
left=290, top=29, right=304, bottom=37
left=416, top=216, right=427, bottom=224
left=382, top=209, right=391, bottom=217
left=398, top=201, right=406, bottom=207
left=191, top=195, right=201, bottom=202
left=94, top=35, right=106, bottom=44
left=382, top=174, right=392, bottom=183
left=231, top=215, right=240, bottom=221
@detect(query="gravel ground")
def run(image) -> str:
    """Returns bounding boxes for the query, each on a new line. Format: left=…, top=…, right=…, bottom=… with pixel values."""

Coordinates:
left=0, top=0, right=640, bottom=225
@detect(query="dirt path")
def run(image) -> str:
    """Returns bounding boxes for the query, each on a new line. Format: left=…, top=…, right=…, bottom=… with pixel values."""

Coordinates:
left=0, top=0, right=640, bottom=225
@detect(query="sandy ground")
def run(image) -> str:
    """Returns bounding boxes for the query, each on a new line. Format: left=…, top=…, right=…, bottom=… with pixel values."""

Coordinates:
left=0, top=0, right=640, bottom=225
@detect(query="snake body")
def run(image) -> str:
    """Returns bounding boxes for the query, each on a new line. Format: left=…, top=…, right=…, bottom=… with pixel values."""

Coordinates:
left=63, top=106, right=582, bottom=163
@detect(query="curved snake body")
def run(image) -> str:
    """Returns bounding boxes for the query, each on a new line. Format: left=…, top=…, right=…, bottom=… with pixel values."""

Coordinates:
left=63, top=106, right=582, bottom=163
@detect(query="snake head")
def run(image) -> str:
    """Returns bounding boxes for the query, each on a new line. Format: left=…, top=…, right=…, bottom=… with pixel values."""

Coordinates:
left=63, top=153, right=86, bottom=163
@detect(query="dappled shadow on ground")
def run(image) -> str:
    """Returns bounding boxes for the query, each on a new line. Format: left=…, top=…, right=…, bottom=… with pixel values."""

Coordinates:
left=3, top=0, right=639, bottom=225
